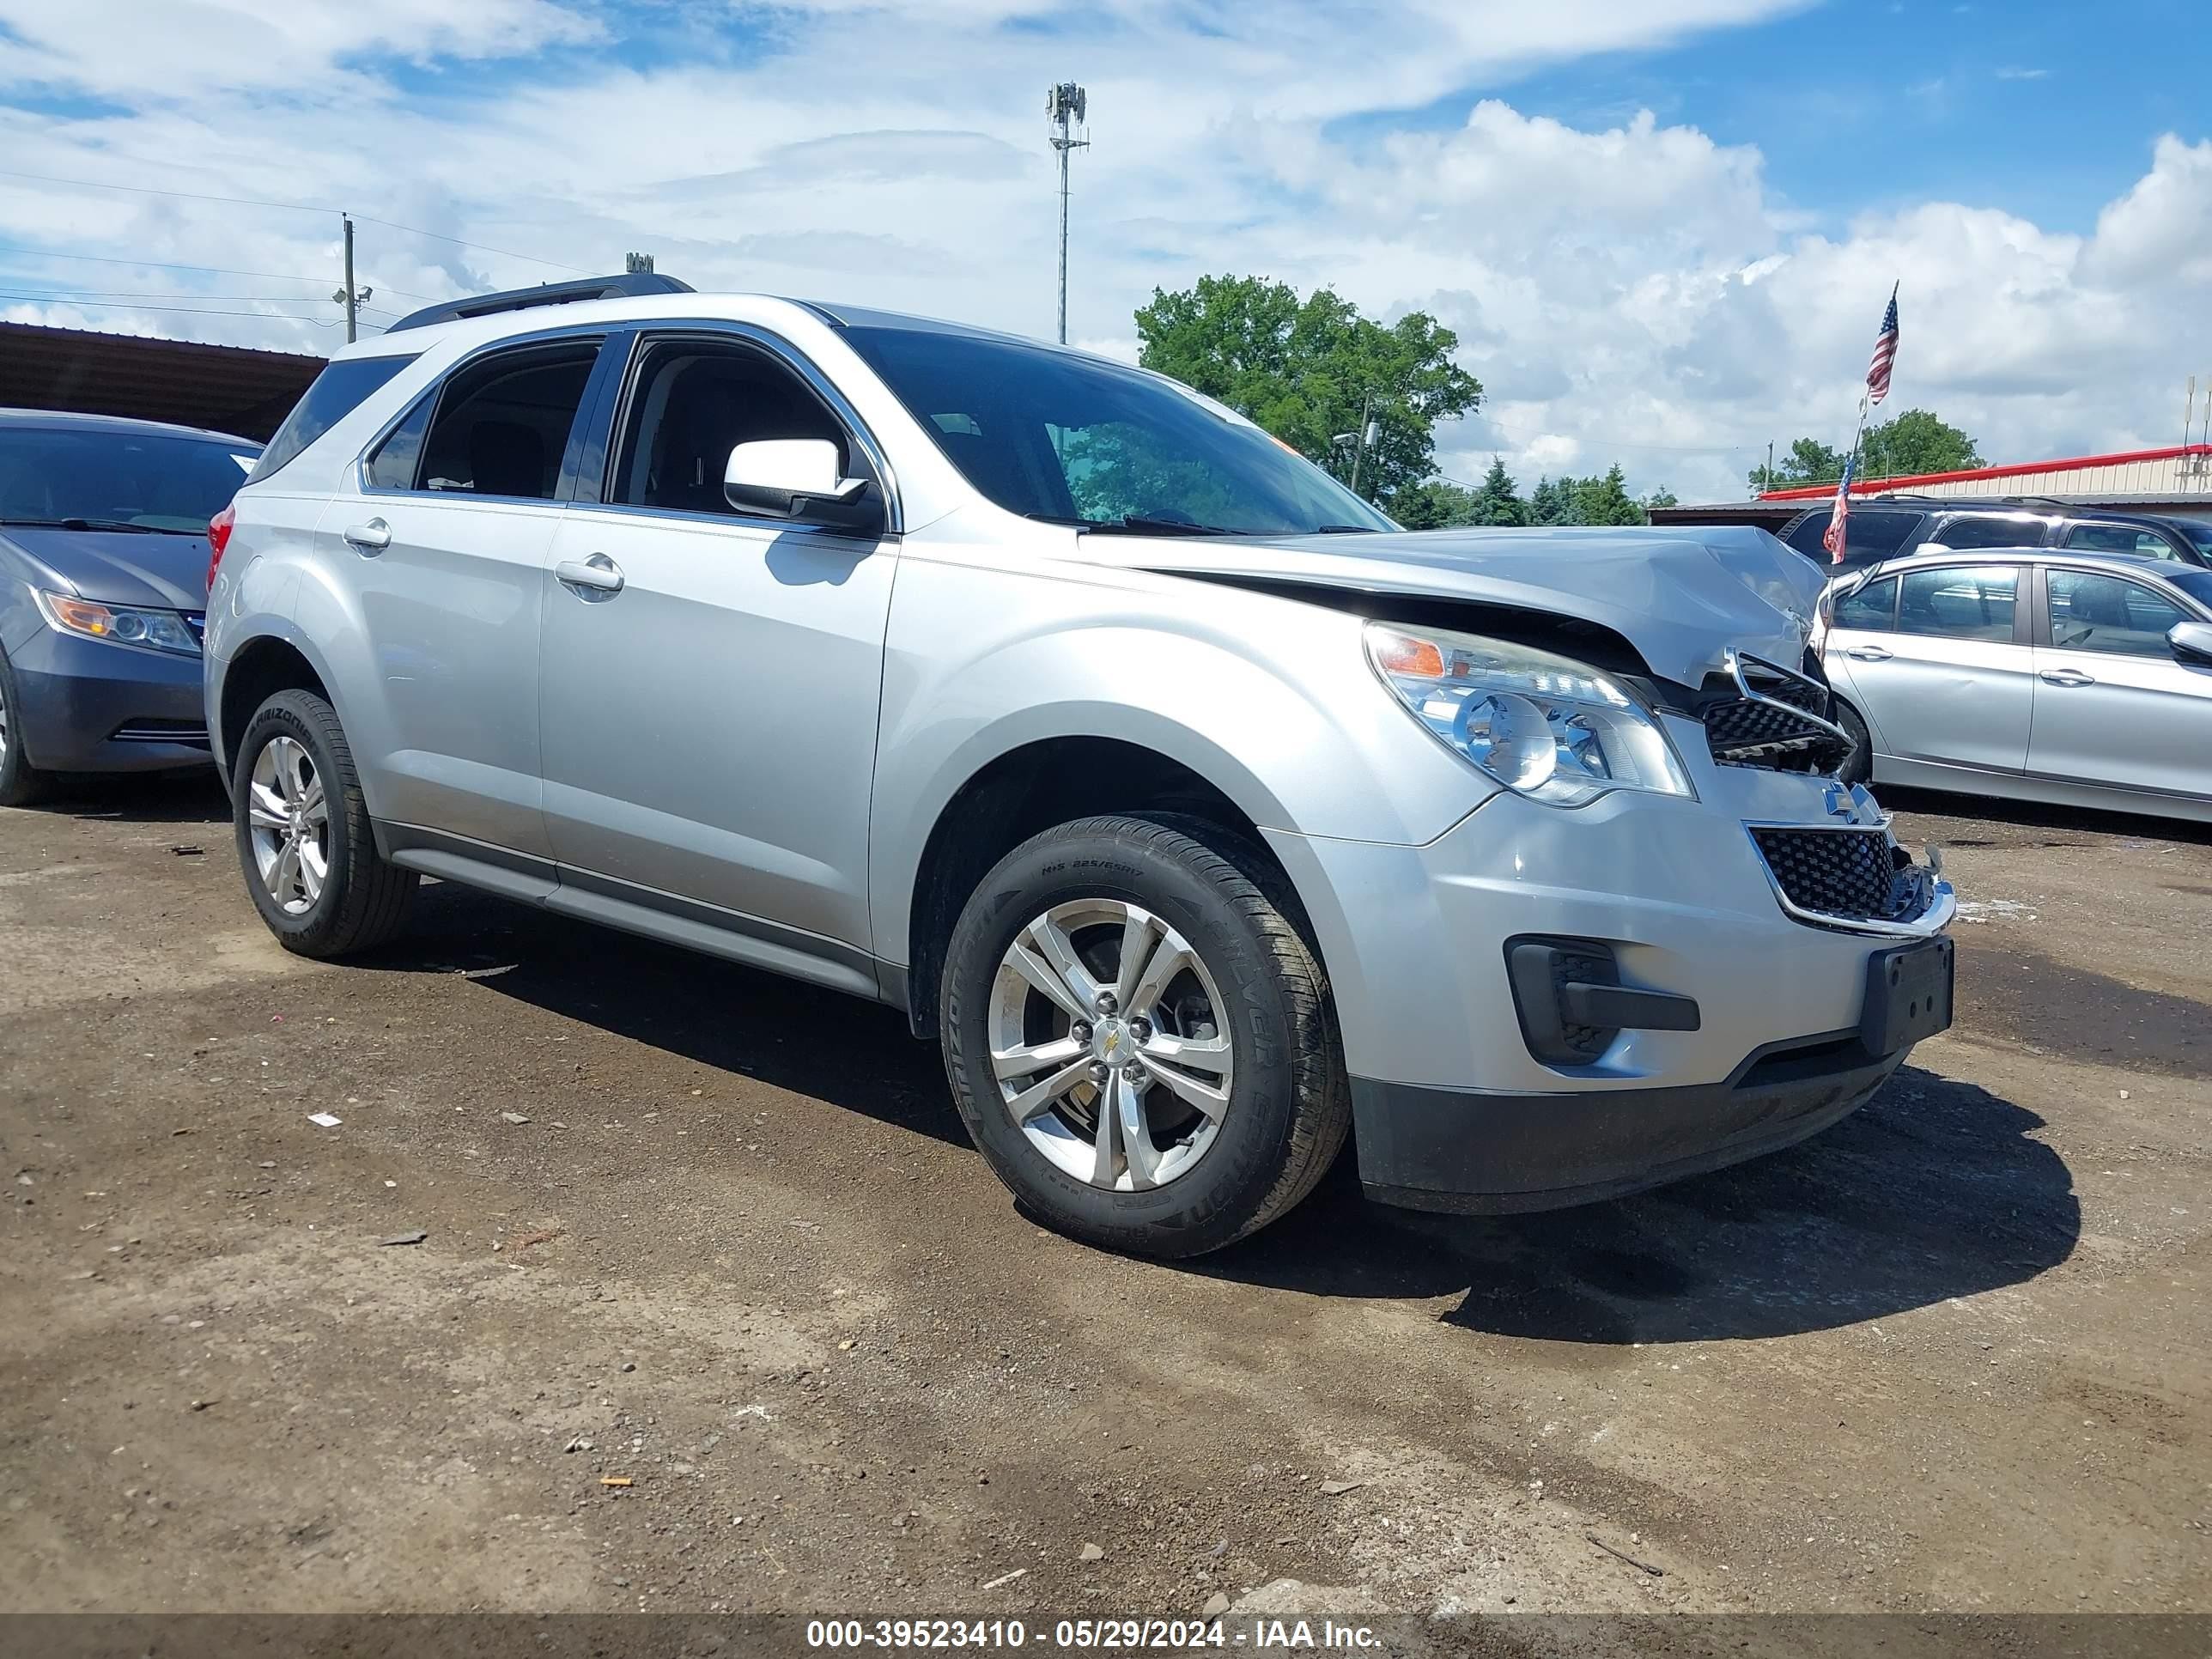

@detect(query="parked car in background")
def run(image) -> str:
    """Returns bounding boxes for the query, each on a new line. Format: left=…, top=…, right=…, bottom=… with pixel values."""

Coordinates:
left=204, top=276, right=1955, bottom=1257
left=1778, top=496, right=2212, bottom=577
left=1816, top=547, right=2212, bottom=823
left=0, top=410, right=258, bottom=805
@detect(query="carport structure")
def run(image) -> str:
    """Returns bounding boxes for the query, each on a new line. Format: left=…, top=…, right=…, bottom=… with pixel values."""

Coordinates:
left=0, top=320, right=325, bottom=441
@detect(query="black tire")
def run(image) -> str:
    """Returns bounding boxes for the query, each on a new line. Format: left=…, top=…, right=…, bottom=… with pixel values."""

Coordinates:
left=232, top=689, right=416, bottom=957
left=0, top=641, right=55, bottom=808
left=1835, top=700, right=1873, bottom=787
left=940, top=815, right=1350, bottom=1258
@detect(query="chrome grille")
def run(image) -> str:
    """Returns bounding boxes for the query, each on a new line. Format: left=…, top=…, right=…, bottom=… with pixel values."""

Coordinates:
left=1702, top=653, right=1850, bottom=774
left=1749, top=826, right=1920, bottom=923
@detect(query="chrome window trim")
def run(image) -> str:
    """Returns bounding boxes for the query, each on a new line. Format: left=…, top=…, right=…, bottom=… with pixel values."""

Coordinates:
left=1723, top=647, right=1856, bottom=748
left=352, top=324, right=613, bottom=503
left=594, top=319, right=905, bottom=538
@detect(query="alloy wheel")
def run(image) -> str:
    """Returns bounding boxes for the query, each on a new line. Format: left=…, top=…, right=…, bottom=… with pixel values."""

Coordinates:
left=988, top=899, right=1235, bottom=1191
left=247, top=734, right=329, bottom=915
left=0, top=669, right=9, bottom=769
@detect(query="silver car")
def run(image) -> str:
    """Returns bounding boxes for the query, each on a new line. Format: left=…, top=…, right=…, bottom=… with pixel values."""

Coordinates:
left=204, top=277, right=1955, bottom=1256
left=1818, top=547, right=2212, bottom=823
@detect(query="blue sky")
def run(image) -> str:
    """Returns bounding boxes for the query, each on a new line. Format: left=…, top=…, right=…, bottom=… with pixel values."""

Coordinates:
left=0, top=0, right=2206, bottom=501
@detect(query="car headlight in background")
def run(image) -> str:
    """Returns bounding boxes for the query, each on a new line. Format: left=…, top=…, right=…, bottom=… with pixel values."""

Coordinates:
left=1364, top=621, right=1693, bottom=806
left=36, top=590, right=202, bottom=657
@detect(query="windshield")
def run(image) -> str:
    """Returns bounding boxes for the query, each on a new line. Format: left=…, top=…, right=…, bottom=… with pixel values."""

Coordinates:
left=2173, top=520, right=2212, bottom=558
left=842, top=324, right=1395, bottom=536
left=0, top=427, right=258, bottom=532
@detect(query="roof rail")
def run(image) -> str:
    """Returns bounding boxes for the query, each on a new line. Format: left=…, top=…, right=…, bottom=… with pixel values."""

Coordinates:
left=385, top=272, right=695, bottom=334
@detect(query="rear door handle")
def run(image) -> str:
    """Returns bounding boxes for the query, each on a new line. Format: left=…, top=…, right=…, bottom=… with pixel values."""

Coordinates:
left=2039, top=668, right=2095, bottom=687
left=556, top=555, right=624, bottom=598
left=1842, top=646, right=1893, bottom=661
left=343, top=518, right=391, bottom=553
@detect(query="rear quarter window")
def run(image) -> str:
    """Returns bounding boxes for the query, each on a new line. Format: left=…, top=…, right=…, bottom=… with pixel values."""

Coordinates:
left=249, top=354, right=420, bottom=483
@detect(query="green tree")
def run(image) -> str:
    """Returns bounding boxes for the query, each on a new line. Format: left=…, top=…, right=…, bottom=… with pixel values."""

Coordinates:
left=1859, top=409, right=1982, bottom=478
left=1468, top=457, right=1528, bottom=526
left=1528, top=477, right=1569, bottom=525
left=1388, top=478, right=1481, bottom=530
left=1748, top=411, right=1981, bottom=492
left=1565, top=465, right=1646, bottom=526
left=1134, top=274, right=1482, bottom=502
left=1641, top=485, right=1679, bottom=513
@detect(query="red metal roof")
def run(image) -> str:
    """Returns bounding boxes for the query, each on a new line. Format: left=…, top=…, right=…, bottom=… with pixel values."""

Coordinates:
left=1757, top=442, right=2212, bottom=501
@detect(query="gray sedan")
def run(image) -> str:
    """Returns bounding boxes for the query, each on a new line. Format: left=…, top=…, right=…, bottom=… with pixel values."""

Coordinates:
left=0, top=409, right=258, bottom=805
left=1817, top=546, right=2212, bottom=823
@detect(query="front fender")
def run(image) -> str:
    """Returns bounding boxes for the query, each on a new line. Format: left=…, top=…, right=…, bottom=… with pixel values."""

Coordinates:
left=866, top=547, right=1489, bottom=968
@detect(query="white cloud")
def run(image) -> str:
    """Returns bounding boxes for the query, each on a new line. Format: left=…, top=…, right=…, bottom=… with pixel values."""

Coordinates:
left=0, top=3, right=2205, bottom=502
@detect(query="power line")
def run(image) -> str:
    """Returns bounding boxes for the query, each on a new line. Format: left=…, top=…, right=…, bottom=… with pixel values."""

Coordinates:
left=0, top=284, right=362, bottom=304
left=0, top=166, right=591, bottom=276
left=0, top=244, right=442, bottom=304
left=0, top=290, right=349, bottom=329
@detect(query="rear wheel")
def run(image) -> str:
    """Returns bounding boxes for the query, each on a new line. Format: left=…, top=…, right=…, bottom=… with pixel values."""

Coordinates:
left=233, top=689, right=416, bottom=957
left=0, top=642, right=55, bottom=807
left=940, top=816, right=1348, bottom=1258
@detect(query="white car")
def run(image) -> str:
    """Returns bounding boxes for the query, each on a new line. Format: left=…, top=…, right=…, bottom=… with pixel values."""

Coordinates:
left=204, top=273, right=1956, bottom=1256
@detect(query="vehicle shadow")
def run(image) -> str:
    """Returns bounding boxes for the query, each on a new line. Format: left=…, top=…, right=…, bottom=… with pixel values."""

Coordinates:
left=348, top=874, right=966, bottom=1148
left=1880, top=783, right=2212, bottom=848
left=1183, top=1066, right=2080, bottom=1344
left=19, top=769, right=228, bottom=825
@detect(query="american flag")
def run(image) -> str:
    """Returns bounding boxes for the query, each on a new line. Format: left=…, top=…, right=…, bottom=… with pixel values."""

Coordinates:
left=1866, top=283, right=1900, bottom=405
left=1822, top=449, right=1856, bottom=564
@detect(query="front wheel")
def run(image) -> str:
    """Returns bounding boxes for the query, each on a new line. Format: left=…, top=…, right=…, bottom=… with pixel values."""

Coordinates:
left=940, top=816, right=1349, bottom=1258
left=233, top=689, right=416, bottom=957
left=0, top=642, right=55, bottom=807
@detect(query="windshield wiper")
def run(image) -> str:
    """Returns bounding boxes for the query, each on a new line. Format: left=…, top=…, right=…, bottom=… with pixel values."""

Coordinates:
left=1312, top=524, right=1380, bottom=534
left=0, top=516, right=159, bottom=534
left=1024, top=511, right=1237, bottom=538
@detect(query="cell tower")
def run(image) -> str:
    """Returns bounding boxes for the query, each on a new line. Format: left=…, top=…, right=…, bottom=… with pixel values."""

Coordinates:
left=1046, top=82, right=1089, bottom=345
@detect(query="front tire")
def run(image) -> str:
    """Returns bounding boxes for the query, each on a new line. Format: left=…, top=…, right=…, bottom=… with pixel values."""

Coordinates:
left=0, top=642, right=55, bottom=807
left=940, top=816, right=1349, bottom=1258
left=233, top=689, right=416, bottom=957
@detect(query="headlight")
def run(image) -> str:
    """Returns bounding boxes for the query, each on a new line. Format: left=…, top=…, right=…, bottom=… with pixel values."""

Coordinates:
left=36, top=590, right=201, bottom=657
left=1364, top=621, right=1693, bottom=806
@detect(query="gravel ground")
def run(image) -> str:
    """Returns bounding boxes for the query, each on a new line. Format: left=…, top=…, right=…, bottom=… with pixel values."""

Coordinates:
left=1, top=776, right=2206, bottom=1624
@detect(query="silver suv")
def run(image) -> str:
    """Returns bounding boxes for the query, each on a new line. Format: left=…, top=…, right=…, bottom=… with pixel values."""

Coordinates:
left=204, top=275, right=1957, bottom=1256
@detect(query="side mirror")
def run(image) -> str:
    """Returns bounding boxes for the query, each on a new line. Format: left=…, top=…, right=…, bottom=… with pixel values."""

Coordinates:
left=2169, top=619, right=2212, bottom=668
left=724, top=439, right=881, bottom=533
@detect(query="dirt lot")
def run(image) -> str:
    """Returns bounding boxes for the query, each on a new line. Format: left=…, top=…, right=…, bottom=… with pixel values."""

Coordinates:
left=2, top=777, right=2206, bottom=1624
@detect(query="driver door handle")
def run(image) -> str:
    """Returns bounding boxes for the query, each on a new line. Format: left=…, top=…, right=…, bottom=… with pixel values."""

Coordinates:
left=343, top=518, right=391, bottom=553
left=2039, top=668, right=2095, bottom=687
left=1842, top=646, right=1892, bottom=661
left=556, top=555, right=625, bottom=597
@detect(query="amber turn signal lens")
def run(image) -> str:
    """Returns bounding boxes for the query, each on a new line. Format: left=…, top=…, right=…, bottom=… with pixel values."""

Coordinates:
left=1371, top=629, right=1446, bottom=678
left=46, top=594, right=116, bottom=635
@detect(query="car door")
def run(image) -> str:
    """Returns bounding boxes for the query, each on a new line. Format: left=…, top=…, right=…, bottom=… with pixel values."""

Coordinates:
left=1828, top=562, right=2033, bottom=776
left=537, top=326, right=897, bottom=957
left=2029, top=565, right=2212, bottom=802
left=342, top=331, right=608, bottom=857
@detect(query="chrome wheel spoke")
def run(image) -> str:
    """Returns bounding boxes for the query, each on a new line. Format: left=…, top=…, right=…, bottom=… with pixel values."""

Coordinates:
left=297, top=836, right=328, bottom=902
left=1005, top=938, right=1092, bottom=1024
left=1089, top=1083, right=1123, bottom=1186
left=1140, top=1055, right=1230, bottom=1122
left=1140, top=1030, right=1231, bottom=1074
left=246, top=784, right=289, bottom=830
left=271, top=838, right=301, bottom=900
left=300, top=772, right=326, bottom=821
left=1124, top=927, right=1192, bottom=1019
left=1115, top=1073, right=1163, bottom=1189
left=1004, top=1058, right=1092, bottom=1124
left=276, top=738, right=310, bottom=805
left=991, top=1035, right=1085, bottom=1083
left=1024, top=912, right=1103, bottom=1014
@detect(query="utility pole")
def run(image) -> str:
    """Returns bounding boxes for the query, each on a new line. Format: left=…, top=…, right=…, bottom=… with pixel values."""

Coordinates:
left=625, top=252, right=655, bottom=274
left=332, top=214, right=372, bottom=343
left=1046, top=82, right=1089, bottom=344
left=1348, top=392, right=1382, bottom=497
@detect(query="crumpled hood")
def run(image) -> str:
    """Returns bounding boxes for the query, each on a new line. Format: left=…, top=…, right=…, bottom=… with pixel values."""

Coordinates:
left=0, top=526, right=210, bottom=612
left=1127, top=524, right=1825, bottom=685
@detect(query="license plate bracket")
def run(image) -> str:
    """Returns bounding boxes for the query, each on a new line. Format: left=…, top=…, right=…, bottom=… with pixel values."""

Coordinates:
left=1860, top=935, right=1954, bottom=1057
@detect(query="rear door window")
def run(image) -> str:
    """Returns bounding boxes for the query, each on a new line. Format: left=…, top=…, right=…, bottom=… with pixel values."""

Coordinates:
left=1929, top=514, right=2047, bottom=550
left=2061, top=522, right=2185, bottom=562
left=1898, top=564, right=2019, bottom=642
left=412, top=341, right=602, bottom=500
left=2047, top=569, right=2189, bottom=658
left=249, top=354, right=418, bottom=483
left=1789, top=508, right=1922, bottom=559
